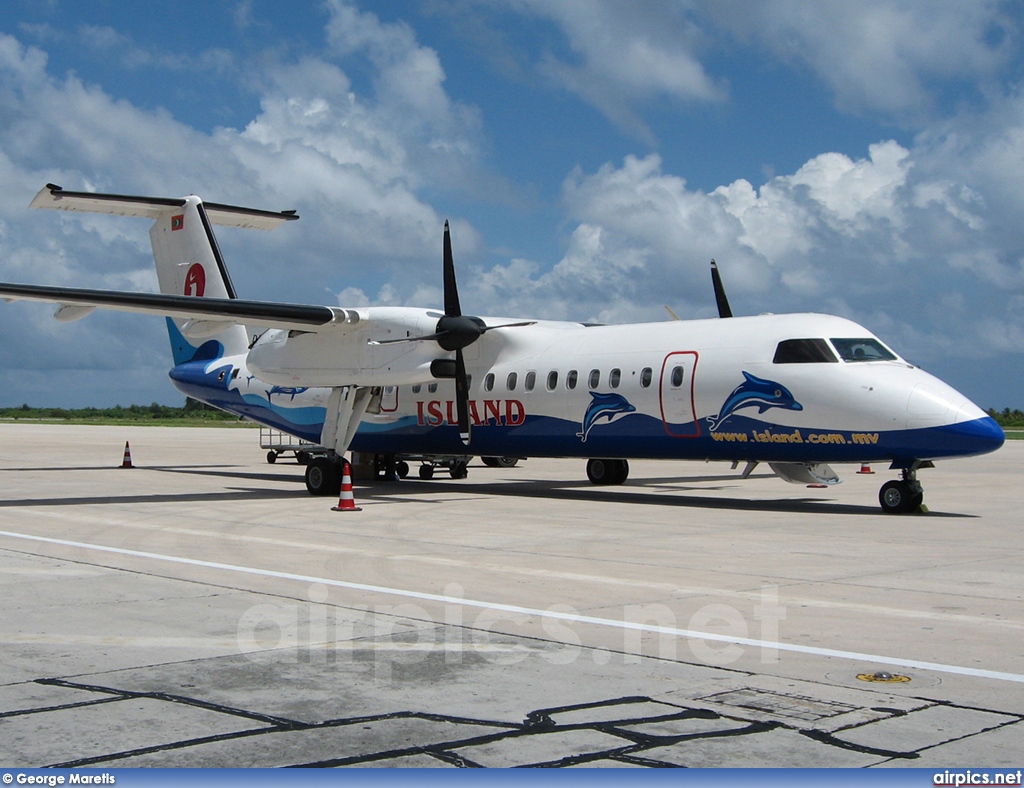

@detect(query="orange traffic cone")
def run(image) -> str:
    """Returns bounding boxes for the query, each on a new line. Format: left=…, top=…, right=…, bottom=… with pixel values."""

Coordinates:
left=332, top=461, right=362, bottom=512
left=857, top=462, right=874, bottom=474
left=120, top=441, right=134, bottom=469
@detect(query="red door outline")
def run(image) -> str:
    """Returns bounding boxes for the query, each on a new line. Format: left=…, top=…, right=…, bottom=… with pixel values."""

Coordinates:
left=659, top=351, right=700, bottom=437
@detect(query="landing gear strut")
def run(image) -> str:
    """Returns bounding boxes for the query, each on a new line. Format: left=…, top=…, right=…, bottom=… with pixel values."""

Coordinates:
left=586, top=458, right=629, bottom=485
left=879, top=468, right=924, bottom=514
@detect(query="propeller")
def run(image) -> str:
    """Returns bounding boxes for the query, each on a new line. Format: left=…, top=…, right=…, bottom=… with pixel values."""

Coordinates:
left=371, top=221, right=534, bottom=445
left=710, top=259, right=733, bottom=319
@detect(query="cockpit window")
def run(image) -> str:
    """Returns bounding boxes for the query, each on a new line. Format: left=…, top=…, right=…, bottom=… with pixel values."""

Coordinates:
left=773, top=338, right=838, bottom=364
left=830, top=338, right=897, bottom=362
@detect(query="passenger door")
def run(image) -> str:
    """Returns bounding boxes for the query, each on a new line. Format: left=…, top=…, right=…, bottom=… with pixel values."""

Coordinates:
left=659, top=351, right=700, bottom=437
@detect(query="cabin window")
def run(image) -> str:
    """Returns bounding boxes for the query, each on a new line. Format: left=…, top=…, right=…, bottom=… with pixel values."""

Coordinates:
left=507, top=371, right=518, bottom=391
left=547, top=370, right=558, bottom=390
left=566, top=370, right=578, bottom=390
left=830, top=338, right=897, bottom=362
left=589, top=369, right=600, bottom=388
left=412, top=384, right=422, bottom=394
left=525, top=371, right=536, bottom=391
left=428, top=382, right=438, bottom=393
left=484, top=373, right=495, bottom=392
left=609, top=368, right=621, bottom=388
left=640, top=367, right=652, bottom=388
left=466, top=374, right=473, bottom=390
left=671, top=365, right=684, bottom=388
left=774, top=338, right=838, bottom=364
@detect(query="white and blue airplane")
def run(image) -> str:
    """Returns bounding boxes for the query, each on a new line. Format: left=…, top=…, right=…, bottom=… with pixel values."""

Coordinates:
left=0, top=184, right=1004, bottom=513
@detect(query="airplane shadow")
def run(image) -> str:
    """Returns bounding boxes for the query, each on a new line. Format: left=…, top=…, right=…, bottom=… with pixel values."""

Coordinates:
left=1, top=463, right=974, bottom=518
left=0, top=488, right=299, bottom=508
left=357, top=476, right=975, bottom=519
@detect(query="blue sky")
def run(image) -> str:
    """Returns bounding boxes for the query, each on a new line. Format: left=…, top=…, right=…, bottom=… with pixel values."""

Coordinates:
left=1, top=0, right=1022, bottom=409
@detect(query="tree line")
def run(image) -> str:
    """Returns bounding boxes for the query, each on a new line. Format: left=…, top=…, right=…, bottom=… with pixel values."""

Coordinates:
left=0, top=399, right=238, bottom=422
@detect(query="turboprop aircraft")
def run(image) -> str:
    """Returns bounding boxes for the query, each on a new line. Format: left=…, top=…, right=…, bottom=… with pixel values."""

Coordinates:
left=0, top=184, right=1005, bottom=513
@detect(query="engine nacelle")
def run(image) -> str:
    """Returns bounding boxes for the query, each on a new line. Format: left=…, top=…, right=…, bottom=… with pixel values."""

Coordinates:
left=246, top=306, right=444, bottom=387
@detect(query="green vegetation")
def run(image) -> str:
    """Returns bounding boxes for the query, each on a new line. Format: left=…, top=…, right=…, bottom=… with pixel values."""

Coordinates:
left=988, top=408, right=1024, bottom=428
left=0, top=399, right=253, bottom=427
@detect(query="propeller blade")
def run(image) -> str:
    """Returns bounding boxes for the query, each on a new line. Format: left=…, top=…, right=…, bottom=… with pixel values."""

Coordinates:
left=443, top=220, right=462, bottom=318
left=454, top=348, right=471, bottom=445
left=710, top=259, right=733, bottom=319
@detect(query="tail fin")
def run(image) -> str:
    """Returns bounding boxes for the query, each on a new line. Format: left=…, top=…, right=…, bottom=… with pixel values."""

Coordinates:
left=150, top=196, right=250, bottom=363
left=31, top=184, right=297, bottom=365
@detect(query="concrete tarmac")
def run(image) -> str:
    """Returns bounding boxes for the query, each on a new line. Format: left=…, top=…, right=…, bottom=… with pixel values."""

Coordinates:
left=0, top=423, right=1021, bottom=767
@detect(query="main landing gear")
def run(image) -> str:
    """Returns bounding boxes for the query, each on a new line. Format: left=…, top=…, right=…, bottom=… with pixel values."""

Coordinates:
left=878, top=467, right=925, bottom=514
left=305, top=456, right=342, bottom=496
left=586, top=458, right=629, bottom=485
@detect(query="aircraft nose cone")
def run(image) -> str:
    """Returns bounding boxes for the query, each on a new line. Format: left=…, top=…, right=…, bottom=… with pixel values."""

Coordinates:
left=955, top=415, right=1005, bottom=456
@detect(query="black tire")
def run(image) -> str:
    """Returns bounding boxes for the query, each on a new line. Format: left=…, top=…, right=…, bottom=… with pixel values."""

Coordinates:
left=588, top=458, right=629, bottom=486
left=482, top=456, right=520, bottom=468
left=306, top=458, right=341, bottom=496
left=449, top=460, right=469, bottom=479
left=266, top=451, right=277, bottom=464
left=879, top=480, right=923, bottom=514
left=296, top=451, right=311, bottom=466
left=419, top=464, right=435, bottom=480
left=395, top=460, right=410, bottom=479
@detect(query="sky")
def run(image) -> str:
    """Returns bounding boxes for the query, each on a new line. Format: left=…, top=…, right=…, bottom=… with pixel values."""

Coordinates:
left=0, top=0, right=1022, bottom=409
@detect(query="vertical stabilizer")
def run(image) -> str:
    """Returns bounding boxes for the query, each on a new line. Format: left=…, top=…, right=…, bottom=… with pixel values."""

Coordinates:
left=149, top=197, right=249, bottom=363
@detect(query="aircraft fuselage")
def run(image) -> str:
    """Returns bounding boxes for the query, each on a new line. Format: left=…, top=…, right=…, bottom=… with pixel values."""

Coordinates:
left=168, top=310, right=1004, bottom=469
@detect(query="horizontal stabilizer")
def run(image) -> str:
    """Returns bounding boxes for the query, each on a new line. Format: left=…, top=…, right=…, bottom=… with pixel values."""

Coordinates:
left=769, top=462, right=841, bottom=486
left=0, top=282, right=361, bottom=332
left=30, top=184, right=298, bottom=231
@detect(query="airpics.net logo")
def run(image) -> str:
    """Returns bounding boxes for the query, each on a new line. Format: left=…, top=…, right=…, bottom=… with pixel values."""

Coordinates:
left=934, top=772, right=1023, bottom=786
left=233, top=582, right=788, bottom=682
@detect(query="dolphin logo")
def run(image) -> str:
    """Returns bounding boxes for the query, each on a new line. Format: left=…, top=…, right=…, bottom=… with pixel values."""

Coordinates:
left=267, top=385, right=309, bottom=402
left=577, top=391, right=637, bottom=442
left=708, top=371, right=802, bottom=431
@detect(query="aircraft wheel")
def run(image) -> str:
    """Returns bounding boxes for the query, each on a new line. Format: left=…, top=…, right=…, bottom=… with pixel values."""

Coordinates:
left=587, top=458, right=628, bottom=485
left=450, top=460, right=469, bottom=479
left=419, top=464, right=435, bottom=480
left=306, top=458, right=341, bottom=496
left=482, top=456, right=519, bottom=468
left=879, top=480, right=923, bottom=514
left=395, top=460, right=410, bottom=479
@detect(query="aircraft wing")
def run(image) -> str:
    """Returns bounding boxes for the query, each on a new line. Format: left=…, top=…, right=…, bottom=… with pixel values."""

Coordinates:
left=0, top=283, right=360, bottom=332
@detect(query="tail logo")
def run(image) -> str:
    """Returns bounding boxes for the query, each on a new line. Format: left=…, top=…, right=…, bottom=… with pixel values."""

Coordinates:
left=171, top=214, right=184, bottom=231
left=577, top=392, right=636, bottom=442
left=184, top=263, right=206, bottom=297
left=708, top=371, right=802, bottom=431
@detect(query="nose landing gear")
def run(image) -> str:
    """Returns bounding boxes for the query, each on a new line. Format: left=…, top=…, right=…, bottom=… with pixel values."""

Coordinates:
left=879, top=467, right=925, bottom=514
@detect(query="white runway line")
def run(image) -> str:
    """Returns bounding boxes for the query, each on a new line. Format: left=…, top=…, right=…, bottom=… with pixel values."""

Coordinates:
left=3, top=528, right=1023, bottom=684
